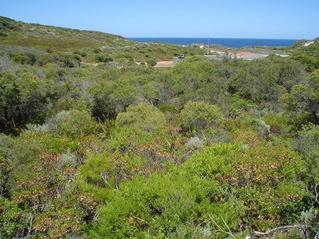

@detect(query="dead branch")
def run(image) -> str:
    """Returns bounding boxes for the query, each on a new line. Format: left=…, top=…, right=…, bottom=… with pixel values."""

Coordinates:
left=315, top=184, right=319, bottom=205
left=209, top=216, right=235, bottom=238
left=245, top=224, right=306, bottom=239
left=26, top=213, right=33, bottom=238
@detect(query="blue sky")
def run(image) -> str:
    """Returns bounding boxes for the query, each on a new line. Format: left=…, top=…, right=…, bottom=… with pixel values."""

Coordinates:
left=1, top=0, right=318, bottom=39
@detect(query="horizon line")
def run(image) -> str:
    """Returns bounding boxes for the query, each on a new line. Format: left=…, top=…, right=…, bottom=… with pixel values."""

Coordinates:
left=128, top=37, right=303, bottom=40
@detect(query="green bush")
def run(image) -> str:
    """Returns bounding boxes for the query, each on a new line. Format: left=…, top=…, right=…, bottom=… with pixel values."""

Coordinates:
left=1, top=130, right=85, bottom=238
left=91, top=83, right=116, bottom=121
left=91, top=143, right=308, bottom=238
left=180, top=101, right=223, bottom=132
left=46, top=110, right=98, bottom=137
left=282, top=70, right=319, bottom=126
left=0, top=198, right=28, bottom=238
left=183, top=144, right=308, bottom=229
left=0, top=70, right=52, bottom=133
left=95, top=54, right=113, bottom=63
left=1, top=17, right=318, bottom=238
left=294, top=124, right=319, bottom=182
left=110, top=79, right=138, bottom=113
left=228, top=57, right=304, bottom=105
left=91, top=173, right=242, bottom=239
left=116, top=103, right=166, bottom=132
left=0, top=134, right=13, bottom=197
left=171, top=57, right=227, bottom=104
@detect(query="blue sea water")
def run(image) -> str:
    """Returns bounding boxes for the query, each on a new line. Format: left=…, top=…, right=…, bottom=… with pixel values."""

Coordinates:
left=129, top=38, right=299, bottom=48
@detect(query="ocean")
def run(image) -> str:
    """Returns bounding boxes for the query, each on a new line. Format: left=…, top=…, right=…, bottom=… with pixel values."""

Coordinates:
left=129, top=38, right=299, bottom=48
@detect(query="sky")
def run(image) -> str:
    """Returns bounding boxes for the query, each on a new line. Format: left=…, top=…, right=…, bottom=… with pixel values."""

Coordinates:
left=1, top=0, right=318, bottom=39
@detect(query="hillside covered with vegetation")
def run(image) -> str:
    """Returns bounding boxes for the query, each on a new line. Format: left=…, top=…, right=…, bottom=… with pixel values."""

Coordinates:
left=0, top=17, right=319, bottom=239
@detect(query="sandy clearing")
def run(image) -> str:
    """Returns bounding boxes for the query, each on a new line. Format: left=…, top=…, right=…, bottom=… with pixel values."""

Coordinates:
left=154, top=61, right=174, bottom=68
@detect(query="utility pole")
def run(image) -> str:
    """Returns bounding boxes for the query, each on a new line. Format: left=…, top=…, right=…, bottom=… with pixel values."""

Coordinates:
left=207, top=38, right=210, bottom=55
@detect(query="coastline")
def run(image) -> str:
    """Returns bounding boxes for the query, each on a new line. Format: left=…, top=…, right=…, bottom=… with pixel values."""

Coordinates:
left=129, top=37, right=299, bottom=48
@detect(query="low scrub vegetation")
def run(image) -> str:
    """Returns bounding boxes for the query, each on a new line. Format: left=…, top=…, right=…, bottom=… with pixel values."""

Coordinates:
left=0, top=17, right=319, bottom=238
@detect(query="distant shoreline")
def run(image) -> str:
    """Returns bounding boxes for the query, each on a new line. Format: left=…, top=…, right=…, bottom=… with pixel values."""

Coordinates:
left=129, top=38, right=299, bottom=48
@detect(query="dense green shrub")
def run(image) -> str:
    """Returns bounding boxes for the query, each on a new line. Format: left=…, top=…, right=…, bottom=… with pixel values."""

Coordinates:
left=0, top=70, right=52, bottom=133
left=116, top=103, right=166, bottom=132
left=0, top=130, right=85, bottom=238
left=0, top=134, right=13, bottom=198
left=228, top=57, right=305, bottom=106
left=142, top=81, right=165, bottom=105
left=0, top=198, right=29, bottom=238
left=110, top=79, right=138, bottom=113
left=294, top=124, right=319, bottom=183
left=282, top=70, right=319, bottom=126
left=91, top=173, right=242, bottom=239
left=171, top=57, right=228, bottom=104
left=45, top=110, right=99, bottom=137
left=180, top=101, right=223, bottom=132
left=95, top=54, right=113, bottom=63
left=10, top=52, right=36, bottom=65
left=91, top=143, right=308, bottom=238
left=1, top=17, right=319, bottom=238
left=91, top=83, right=117, bottom=121
left=183, top=144, right=308, bottom=229
left=292, top=41, right=319, bottom=72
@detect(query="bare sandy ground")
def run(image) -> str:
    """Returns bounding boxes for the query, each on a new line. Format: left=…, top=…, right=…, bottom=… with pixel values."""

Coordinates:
left=154, top=61, right=174, bottom=68
left=231, top=51, right=269, bottom=60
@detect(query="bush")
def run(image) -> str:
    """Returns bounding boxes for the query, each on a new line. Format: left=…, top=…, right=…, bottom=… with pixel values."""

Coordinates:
left=91, top=143, right=308, bottom=238
left=0, top=134, right=13, bottom=197
left=0, top=70, right=51, bottom=133
left=46, top=110, right=98, bottom=137
left=146, top=58, right=156, bottom=67
left=0, top=55, right=17, bottom=72
left=110, top=80, right=138, bottom=113
left=95, top=54, right=113, bottom=63
left=282, top=70, right=319, bottom=126
left=91, top=84, right=117, bottom=121
left=0, top=198, right=28, bottom=238
left=294, top=124, right=319, bottom=182
left=91, top=173, right=242, bottom=239
left=116, top=103, right=166, bottom=132
left=142, top=81, right=164, bottom=105
left=228, top=57, right=305, bottom=106
left=2, top=130, right=85, bottom=238
left=183, top=144, right=308, bottom=229
left=171, top=57, right=227, bottom=104
left=180, top=101, right=223, bottom=132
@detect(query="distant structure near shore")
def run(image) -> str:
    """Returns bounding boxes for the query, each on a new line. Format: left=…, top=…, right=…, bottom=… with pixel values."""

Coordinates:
left=304, top=41, right=315, bottom=47
left=207, top=48, right=290, bottom=61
